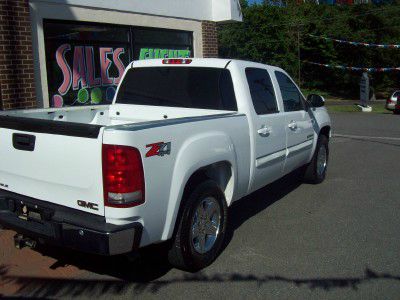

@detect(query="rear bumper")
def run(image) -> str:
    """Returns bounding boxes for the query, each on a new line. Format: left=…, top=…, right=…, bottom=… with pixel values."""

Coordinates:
left=0, top=189, right=142, bottom=256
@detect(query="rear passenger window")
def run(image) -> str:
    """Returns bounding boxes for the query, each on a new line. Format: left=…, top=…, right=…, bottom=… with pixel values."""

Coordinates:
left=275, top=71, right=305, bottom=112
left=245, top=68, right=278, bottom=115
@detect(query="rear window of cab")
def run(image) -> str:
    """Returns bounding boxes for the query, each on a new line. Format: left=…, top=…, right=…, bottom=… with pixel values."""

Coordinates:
left=116, top=67, right=238, bottom=111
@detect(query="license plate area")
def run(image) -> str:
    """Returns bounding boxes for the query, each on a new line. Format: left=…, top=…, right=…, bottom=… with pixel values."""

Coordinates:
left=11, top=199, right=53, bottom=223
left=17, top=206, right=42, bottom=222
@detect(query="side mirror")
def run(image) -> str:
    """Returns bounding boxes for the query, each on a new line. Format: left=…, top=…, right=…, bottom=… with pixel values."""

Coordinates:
left=307, top=94, right=325, bottom=108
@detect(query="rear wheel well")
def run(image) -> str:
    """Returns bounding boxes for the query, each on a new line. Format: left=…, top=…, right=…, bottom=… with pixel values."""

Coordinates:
left=183, top=161, right=234, bottom=205
left=172, top=162, right=233, bottom=238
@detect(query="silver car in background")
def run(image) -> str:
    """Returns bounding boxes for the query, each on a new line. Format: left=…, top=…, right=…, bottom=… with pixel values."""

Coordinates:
left=386, top=90, right=400, bottom=113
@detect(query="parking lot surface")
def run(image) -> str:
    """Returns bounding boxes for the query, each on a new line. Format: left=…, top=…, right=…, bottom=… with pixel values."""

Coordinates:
left=1, top=112, right=399, bottom=299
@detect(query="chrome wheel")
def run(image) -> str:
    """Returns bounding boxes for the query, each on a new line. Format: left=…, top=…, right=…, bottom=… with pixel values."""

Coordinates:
left=317, top=144, right=327, bottom=177
left=191, top=196, right=221, bottom=254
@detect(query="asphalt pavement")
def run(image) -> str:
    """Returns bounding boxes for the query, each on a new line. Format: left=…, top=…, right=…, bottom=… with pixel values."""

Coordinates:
left=0, top=112, right=399, bottom=299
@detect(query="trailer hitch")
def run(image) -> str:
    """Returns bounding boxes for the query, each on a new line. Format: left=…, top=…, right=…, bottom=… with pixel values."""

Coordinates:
left=13, top=234, right=37, bottom=250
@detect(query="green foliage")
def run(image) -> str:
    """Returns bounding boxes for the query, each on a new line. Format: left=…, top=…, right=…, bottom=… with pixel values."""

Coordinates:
left=218, top=1, right=400, bottom=98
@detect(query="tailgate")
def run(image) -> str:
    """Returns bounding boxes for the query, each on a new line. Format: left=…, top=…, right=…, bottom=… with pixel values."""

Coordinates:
left=0, top=116, right=105, bottom=216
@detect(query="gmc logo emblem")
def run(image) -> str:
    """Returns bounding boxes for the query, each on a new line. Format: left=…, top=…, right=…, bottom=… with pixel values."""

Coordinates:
left=77, top=200, right=99, bottom=211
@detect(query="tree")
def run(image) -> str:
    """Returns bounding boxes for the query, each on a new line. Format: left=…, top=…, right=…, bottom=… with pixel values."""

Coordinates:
left=219, top=0, right=400, bottom=98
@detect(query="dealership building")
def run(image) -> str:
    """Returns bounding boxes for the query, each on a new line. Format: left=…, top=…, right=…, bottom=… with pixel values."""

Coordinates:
left=0, top=0, right=242, bottom=110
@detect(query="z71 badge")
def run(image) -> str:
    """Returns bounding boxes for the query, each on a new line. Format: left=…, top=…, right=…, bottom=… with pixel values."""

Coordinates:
left=146, top=142, right=171, bottom=157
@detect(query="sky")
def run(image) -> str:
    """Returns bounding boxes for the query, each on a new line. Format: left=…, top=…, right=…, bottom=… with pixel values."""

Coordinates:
left=248, top=0, right=263, bottom=4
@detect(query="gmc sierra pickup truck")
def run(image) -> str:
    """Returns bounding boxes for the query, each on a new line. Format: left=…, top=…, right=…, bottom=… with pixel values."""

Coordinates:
left=0, top=58, right=331, bottom=271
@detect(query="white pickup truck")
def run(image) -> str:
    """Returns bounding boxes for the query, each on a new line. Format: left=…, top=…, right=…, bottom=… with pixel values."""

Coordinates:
left=0, top=58, right=331, bottom=271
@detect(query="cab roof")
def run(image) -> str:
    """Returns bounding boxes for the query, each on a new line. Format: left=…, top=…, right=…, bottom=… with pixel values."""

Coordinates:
left=128, top=58, right=284, bottom=73
left=130, top=58, right=232, bottom=69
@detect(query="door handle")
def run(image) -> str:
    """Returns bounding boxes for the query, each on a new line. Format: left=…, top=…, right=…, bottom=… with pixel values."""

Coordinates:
left=288, top=120, right=298, bottom=130
left=257, top=125, right=271, bottom=137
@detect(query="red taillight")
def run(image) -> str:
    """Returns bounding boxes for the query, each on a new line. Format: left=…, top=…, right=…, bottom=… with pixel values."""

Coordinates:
left=162, top=58, right=192, bottom=65
left=102, top=144, right=145, bottom=208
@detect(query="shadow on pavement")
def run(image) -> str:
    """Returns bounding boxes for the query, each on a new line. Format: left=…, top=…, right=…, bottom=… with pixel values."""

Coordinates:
left=1, top=264, right=399, bottom=298
left=37, top=242, right=173, bottom=282
left=222, top=170, right=303, bottom=252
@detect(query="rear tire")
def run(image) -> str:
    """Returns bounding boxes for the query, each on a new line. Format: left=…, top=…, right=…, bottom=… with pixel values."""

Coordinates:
left=394, top=109, right=400, bottom=115
left=303, top=135, right=329, bottom=184
left=168, top=180, right=228, bottom=272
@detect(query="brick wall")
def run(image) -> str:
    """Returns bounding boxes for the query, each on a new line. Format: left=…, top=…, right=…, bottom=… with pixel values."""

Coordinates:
left=202, top=21, right=218, bottom=58
left=0, top=0, right=36, bottom=110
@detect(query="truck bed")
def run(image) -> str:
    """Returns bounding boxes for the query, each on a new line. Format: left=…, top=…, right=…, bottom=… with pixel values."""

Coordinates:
left=0, top=104, right=230, bottom=127
left=0, top=103, right=243, bottom=218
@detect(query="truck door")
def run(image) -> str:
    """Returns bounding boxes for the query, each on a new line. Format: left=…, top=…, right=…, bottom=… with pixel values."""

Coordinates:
left=246, top=68, right=287, bottom=192
left=274, top=71, right=314, bottom=174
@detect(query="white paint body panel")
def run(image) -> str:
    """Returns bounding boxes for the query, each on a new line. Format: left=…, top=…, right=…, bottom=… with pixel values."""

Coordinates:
left=0, top=127, right=105, bottom=216
left=0, top=59, right=331, bottom=249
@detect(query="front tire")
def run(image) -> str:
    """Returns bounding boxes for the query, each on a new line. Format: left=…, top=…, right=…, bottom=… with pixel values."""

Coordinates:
left=303, top=135, right=329, bottom=184
left=168, top=180, right=228, bottom=271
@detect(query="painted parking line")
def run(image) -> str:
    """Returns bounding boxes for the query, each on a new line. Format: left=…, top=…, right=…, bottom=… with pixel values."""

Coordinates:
left=333, top=134, right=400, bottom=141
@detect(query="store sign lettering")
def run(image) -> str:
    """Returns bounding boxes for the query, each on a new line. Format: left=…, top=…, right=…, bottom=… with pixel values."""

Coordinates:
left=56, top=44, right=126, bottom=96
left=139, top=48, right=191, bottom=60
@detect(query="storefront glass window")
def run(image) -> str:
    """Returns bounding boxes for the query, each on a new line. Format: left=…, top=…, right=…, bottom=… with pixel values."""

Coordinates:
left=43, top=20, right=193, bottom=108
